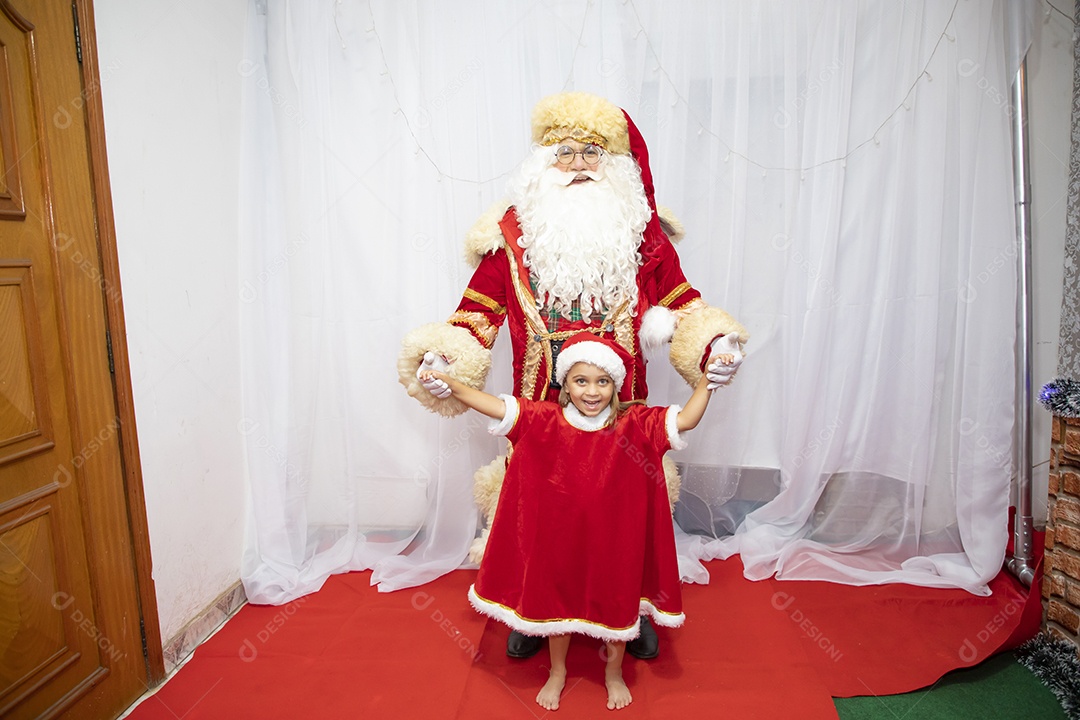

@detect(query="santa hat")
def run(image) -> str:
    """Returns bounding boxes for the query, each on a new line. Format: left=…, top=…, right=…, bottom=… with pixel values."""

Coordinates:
left=555, top=333, right=635, bottom=400
left=531, top=92, right=631, bottom=155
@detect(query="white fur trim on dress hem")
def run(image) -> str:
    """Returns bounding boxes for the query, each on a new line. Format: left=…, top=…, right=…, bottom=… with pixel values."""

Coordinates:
left=665, top=405, right=687, bottom=450
left=640, top=599, right=686, bottom=629
left=488, top=395, right=519, bottom=436
left=469, top=585, right=683, bottom=642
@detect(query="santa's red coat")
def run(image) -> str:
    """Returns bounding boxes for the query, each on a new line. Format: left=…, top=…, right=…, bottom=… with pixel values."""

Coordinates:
left=449, top=207, right=704, bottom=402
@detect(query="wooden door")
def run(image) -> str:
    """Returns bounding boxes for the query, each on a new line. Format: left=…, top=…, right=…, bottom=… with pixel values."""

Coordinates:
left=0, top=1, right=159, bottom=717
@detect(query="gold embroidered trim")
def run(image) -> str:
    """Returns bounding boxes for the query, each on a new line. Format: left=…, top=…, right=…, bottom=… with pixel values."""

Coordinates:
left=658, top=281, right=692, bottom=308
left=463, top=288, right=505, bottom=314
left=448, top=310, right=499, bottom=348
left=612, top=304, right=637, bottom=396
left=504, top=248, right=547, bottom=398
left=639, top=599, right=686, bottom=620
left=540, top=127, right=607, bottom=149
left=672, top=297, right=705, bottom=324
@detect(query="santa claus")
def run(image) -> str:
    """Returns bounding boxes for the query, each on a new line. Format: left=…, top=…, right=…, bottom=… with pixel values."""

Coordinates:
left=398, top=92, right=747, bottom=659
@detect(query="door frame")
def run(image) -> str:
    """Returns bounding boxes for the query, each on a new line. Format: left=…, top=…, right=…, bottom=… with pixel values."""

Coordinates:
left=75, top=0, right=164, bottom=684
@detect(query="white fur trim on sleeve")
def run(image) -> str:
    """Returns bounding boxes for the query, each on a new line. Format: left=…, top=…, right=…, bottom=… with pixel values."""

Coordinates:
left=639, top=306, right=677, bottom=349
left=666, top=405, right=687, bottom=451
left=488, top=395, right=519, bottom=437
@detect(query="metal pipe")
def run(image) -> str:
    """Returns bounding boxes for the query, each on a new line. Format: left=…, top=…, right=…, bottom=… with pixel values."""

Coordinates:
left=1006, top=58, right=1036, bottom=588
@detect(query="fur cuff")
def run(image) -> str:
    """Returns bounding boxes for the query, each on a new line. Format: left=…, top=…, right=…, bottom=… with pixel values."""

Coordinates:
left=464, top=200, right=512, bottom=268
left=468, top=529, right=489, bottom=565
left=640, top=306, right=677, bottom=349
left=398, top=323, right=492, bottom=417
left=662, top=455, right=681, bottom=511
left=472, top=455, right=507, bottom=523
left=669, top=304, right=748, bottom=386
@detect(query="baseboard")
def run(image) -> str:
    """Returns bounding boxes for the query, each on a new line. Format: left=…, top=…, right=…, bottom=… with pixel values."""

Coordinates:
left=162, top=581, right=248, bottom=674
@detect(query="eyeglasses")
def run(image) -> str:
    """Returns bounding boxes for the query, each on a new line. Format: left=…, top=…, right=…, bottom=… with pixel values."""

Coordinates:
left=554, top=144, right=603, bottom=165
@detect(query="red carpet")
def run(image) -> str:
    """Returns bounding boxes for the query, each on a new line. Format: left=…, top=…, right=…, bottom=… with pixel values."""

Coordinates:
left=767, top=567, right=1041, bottom=698
left=124, top=558, right=1038, bottom=720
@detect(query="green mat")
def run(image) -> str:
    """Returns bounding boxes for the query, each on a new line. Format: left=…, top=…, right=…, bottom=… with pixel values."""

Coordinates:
left=834, top=653, right=1068, bottom=720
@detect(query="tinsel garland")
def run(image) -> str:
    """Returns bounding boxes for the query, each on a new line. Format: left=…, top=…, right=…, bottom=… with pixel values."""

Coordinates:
left=1039, top=377, right=1080, bottom=418
left=1015, top=634, right=1080, bottom=720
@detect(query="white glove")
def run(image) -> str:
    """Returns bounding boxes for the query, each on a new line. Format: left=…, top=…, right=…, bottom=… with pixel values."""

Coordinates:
left=416, top=352, right=452, bottom=399
left=706, top=332, right=743, bottom=390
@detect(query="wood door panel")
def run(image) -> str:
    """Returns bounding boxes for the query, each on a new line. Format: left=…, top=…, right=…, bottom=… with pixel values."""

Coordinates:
left=0, top=490, right=103, bottom=718
left=0, top=263, right=54, bottom=462
left=0, top=12, right=27, bottom=219
left=0, top=462, right=103, bottom=714
left=0, top=1, right=154, bottom=718
left=0, top=504, right=68, bottom=689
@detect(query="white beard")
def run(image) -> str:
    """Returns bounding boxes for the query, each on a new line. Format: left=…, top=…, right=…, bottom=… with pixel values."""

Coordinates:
left=509, top=149, right=652, bottom=321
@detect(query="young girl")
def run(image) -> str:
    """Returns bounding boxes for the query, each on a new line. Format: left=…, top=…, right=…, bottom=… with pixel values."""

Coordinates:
left=419, top=332, right=734, bottom=712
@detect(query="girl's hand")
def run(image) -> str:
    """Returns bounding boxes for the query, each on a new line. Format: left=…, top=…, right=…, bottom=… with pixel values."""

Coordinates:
left=705, top=353, right=737, bottom=390
left=417, top=352, right=452, bottom=398
left=418, top=369, right=451, bottom=396
left=706, top=333, right=743, bottom=389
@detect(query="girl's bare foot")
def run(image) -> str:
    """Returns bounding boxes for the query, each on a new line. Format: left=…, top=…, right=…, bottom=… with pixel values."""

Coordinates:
left=605, top=672, right=632, bottom=710
left=537, top=669, right=566, bottom=711
left=603, top=641, right=632, bottom=710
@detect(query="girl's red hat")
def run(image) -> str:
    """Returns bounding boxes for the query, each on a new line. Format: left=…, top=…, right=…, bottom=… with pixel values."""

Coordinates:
left=555, top=333, right=635, bottom=400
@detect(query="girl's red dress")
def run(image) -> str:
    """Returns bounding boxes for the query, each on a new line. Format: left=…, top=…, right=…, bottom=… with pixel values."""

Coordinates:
left=469, top=398, right=685, bottom=642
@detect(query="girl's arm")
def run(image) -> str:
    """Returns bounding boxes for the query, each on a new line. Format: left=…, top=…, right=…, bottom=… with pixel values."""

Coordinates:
left=419, top=370, right=507, bottom=420
left=676, top=354, right=733, bottom=432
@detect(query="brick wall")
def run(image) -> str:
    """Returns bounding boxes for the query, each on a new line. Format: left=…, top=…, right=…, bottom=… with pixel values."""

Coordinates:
left=1043, top=415, right=1080, bottom=652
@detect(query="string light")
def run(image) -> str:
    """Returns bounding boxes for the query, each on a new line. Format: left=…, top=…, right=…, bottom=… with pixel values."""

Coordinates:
left=366, top=0, right=961, bottom=184
left=620, top=0, right=961, bottom=175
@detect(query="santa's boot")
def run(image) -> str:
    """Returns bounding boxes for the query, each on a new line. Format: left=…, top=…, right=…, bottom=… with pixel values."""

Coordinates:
left=627, top=616, right=659, bottom=659
left=506, top=631, right=542, bottom=658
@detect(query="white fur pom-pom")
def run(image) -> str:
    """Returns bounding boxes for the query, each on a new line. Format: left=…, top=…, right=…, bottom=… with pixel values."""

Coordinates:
left=639, top=305, right=677, bottom=349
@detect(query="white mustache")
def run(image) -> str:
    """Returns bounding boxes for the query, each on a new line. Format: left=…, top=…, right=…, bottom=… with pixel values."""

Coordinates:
left=548, top=168, right=604, bottom=186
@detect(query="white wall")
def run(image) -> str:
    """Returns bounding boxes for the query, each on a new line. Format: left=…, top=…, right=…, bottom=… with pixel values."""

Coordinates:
left=93, top=1, right=248, bottom=643
left=1027, top=5, right=1073, bottom=526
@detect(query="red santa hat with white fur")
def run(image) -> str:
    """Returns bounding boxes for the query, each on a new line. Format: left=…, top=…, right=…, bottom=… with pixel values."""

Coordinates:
left=555, top=332, right=636, bottom=402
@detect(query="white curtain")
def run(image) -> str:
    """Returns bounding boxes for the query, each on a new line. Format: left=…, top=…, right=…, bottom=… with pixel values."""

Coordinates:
left=239, top=0, right=1031, bottom=604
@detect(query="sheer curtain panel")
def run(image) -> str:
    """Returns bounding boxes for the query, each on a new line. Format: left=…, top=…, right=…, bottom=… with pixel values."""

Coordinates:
left=239, top=0, right=1029, bottom=603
